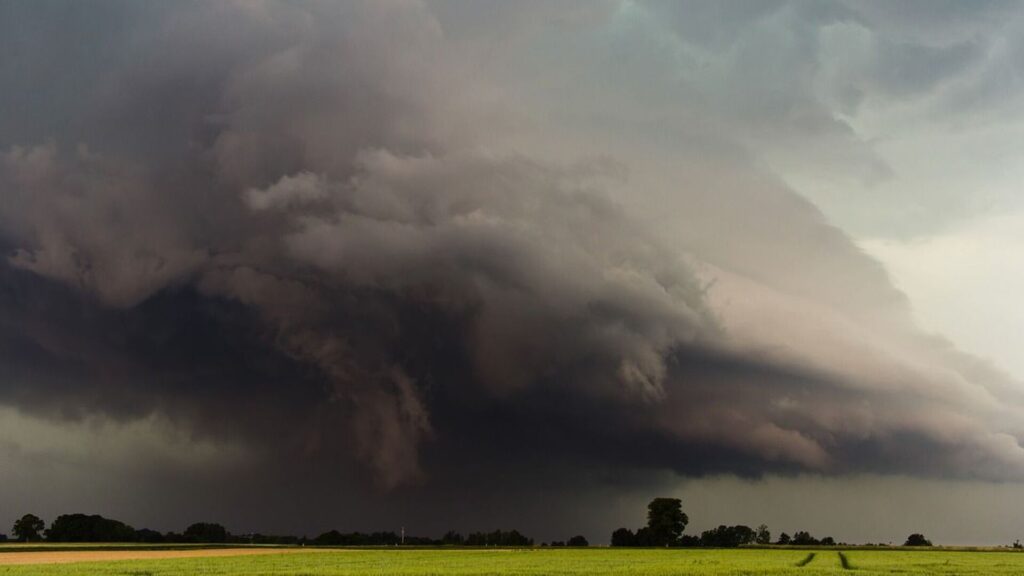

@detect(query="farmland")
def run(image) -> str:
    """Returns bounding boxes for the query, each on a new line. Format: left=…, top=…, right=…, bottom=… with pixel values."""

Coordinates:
left=2, top=546, right=1024, bottom=575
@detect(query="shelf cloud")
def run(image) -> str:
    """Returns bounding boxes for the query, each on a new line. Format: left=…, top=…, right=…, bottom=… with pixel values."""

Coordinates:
left=3, top=0, right=1024, bottom=541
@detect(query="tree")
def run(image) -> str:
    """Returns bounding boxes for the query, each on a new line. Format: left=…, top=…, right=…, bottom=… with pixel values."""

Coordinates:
left=611, top=528, right=635, bottom=547
left=904, top=533, right=932, bottom=547
left=46, top=514, right=136, bottom=542
left=646, top=498, right=688, bottom=547
left=184, top=522, right=228, bottom=543
left=313, top=530, right=344, bottom=545
left=634, top=527, right=655, bottom=546
left=135, top=528, right=164, bottom=543
left=464, top=529, right=532, bottom=546
left=441, top=530, right=464, bottom=545
left=12, top=514, right=44, bottom=542
left=679, top=534, right=701, bottom=547
left=791, top=531, right=819, bottom=545
left=755, top=524, right=771, bottom=545
left=699, top=525, right=756, bottom=548
left=776, top=532, right=791, bottom=545
left=312, top=530, right=403, bottom=546
left=567, top=535, right=589, bottom=547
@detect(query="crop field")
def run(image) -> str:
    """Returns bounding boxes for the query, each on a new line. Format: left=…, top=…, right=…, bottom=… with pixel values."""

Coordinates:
left=2, top=546, right=1024, bottom=575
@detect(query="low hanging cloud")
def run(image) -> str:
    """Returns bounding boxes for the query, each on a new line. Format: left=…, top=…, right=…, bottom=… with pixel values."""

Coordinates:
left=2, top=0, right=1024, bottom=524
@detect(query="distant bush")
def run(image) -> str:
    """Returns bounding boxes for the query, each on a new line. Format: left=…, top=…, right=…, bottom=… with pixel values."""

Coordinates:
left=403, top=535, right=440, bottom=545
left=222, top=532, right=298, bottom=545
left=904, top=533, right=932, bottom=547
left=313, top=530, right=400, bottom=546
left=464, top=530, right=532, bottom=546
left=441, top=530, right=464, bottom=545
left=313, top=530, right=346, bottom=546
left=567, top=535, right=589, bottom=547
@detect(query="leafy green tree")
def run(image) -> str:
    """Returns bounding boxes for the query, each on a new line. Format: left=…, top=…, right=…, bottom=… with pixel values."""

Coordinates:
left=12, top=514, right=44, bottom=542
left=755, top=524, right=771, bottom=545
left=776, top=532, right=791, bottom=545
left=646, top=498, right=688, bottom=547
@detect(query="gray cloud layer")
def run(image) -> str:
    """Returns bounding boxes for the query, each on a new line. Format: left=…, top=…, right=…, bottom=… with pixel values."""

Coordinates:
left=3, top=0, right=1024, bottom=540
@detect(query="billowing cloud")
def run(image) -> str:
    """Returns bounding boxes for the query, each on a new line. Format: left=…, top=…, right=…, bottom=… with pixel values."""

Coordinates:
left=2, top=0, right=1024, bottom=542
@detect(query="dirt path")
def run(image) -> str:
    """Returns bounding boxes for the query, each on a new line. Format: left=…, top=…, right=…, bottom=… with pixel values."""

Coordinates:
left=0, top=547, right=320, bottom=565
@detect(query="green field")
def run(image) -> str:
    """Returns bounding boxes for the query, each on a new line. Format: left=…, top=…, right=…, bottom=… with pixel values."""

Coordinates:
left=3, top=547, right=1024, bottom=575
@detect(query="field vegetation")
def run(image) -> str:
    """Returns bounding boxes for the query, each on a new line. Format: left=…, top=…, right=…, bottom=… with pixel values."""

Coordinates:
left=5, top=497, right=1023, bottom=574
left=2, top=547, right=1024, bottom=575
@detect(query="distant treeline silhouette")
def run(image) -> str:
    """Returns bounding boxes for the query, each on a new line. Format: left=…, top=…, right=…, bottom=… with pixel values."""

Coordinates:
left=7, top=513, right=299, bottom=544
left=6, top=501, right=938, bottom=548
left=281, top=529, right=540, bottom=547
left=609, top=498, right=843, bottom=548
left=6, top=512, right=537, bottom=546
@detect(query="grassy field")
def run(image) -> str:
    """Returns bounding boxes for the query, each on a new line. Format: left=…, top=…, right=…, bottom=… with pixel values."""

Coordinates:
left=1, top=546, right=1024, bottom=575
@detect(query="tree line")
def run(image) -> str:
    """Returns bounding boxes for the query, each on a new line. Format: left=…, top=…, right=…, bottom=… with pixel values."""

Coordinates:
left=4, top=503, right=936, bottom=548
left=5, top=513, right=542, bottom=546
left=608, top=498, right=928, bottom=549
left=6, top=513, right=279, bottom=544
left=309, top=529, right=533, bottom=546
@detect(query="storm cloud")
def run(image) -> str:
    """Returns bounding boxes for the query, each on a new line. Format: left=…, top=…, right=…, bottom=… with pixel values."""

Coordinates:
left=3, top=0, right=1024, bottom=542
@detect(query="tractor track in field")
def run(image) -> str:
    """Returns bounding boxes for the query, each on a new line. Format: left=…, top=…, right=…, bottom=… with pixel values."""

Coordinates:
left=795, top=552, right=816, bottom=566
left=794, top=550, right=855, bottom=569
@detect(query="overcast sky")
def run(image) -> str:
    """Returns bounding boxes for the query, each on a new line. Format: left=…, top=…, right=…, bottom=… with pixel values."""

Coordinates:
left=3, top=0, right=1024, bottom=545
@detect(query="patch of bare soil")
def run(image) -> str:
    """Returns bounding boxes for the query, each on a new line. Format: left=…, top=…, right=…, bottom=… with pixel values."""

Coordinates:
left=0, top=547, right=320, bottom=565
